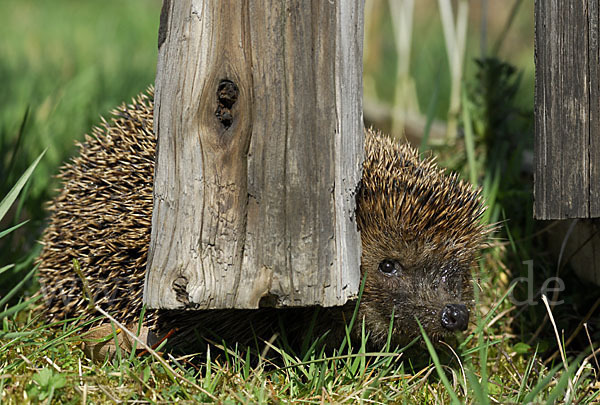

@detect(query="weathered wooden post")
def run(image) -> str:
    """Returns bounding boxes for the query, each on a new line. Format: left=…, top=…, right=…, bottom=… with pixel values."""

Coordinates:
left=144, top=1, right=364, bottom=309
left=535, top=0, right=600, bottom=285
left=534, top=0, right=600, bottom=219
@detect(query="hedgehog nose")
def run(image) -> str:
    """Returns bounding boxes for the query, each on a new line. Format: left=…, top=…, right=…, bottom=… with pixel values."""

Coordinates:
left=440, top=304, right=469, bottom=331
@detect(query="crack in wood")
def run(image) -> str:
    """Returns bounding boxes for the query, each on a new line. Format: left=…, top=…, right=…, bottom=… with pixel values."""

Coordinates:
left=157, top=0, right=171, bottom=50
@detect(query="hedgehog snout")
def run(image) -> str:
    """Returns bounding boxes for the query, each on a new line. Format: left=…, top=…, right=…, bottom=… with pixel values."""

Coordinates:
left=440, top=303, right=469, bottom=332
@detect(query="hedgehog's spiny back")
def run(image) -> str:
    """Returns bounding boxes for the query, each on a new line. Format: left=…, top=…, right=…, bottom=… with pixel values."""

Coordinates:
left=38, top=89, right=156, bottom=326
left=359, top=130, right=486, bottom=264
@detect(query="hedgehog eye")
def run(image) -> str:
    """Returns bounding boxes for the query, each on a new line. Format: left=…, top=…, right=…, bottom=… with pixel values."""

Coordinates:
left=378, top=259, right=400, bottom=275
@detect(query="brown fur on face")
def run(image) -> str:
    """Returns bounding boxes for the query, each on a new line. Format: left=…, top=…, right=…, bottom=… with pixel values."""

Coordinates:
left=356, top=131, right=487, bottom=347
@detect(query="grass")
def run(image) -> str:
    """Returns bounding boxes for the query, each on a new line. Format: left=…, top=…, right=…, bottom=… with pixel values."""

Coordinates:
left=1, top=0, right=600, bottom=403
left=2, top=267, right=599, bottom=403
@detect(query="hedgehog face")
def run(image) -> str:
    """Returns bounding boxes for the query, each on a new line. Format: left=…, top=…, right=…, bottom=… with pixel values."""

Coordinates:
left=355, top=130, right=487, bottom=348
left=356, top=235, right=474, bottom=347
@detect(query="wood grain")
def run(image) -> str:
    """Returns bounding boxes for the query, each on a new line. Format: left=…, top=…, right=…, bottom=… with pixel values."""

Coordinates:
left=534, top=0, right=600, bottom=219
left=144, top=0, right=364, bottom=309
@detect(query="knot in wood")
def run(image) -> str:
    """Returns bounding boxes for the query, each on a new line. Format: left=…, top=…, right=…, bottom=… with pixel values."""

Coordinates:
left=173, top=275, right=190, bottom=306
left=215, top=79, right=239, bottom=129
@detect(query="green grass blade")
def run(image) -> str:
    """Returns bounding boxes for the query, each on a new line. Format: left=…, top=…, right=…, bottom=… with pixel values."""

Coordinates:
left=522, top=362, right=563, bottom=403
left=0, top=330, right=37, bottom=339
left=0, top=150, right=45, bottom=223
left=0, top=264, right=15, bottom=277
left=477, top=324, right=490, bottom=400
left=420, top=66, right=442, bottom=154
left=460, top=282, right=516, bottom=349
left=0, top=265, right=38, bottom=309
left=461, top=85, right=478, bottom=185
left=0, top=220, right=29, bottom=239
left=5, top=107, right=30, bottom=183
left=481, top=165, right=501, bottom=225
left=338, top=272, right=368, bottom=354
left=0, top=295, right=41, bottom=320
left=516, top=346, right=539, bottom=401
left=544, top=355, right=583, bottom=405
left=465, top=367, right=486, bottom=403
left=417, top=320, right=461, bottom=405
left=503, top=209, right=519, bottom=253
left=12, top=177, right=33, bottom=232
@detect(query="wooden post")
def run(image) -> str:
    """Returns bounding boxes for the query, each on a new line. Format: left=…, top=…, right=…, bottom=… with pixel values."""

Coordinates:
left=143, top=1, right=364, bottom=309
left=534, top=0, right=600, bottom=219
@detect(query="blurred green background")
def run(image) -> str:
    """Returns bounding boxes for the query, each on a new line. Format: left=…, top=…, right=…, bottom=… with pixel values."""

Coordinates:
left=0, top=0, right=161, bottom=279
left=0, top=0, right=533, bottom=292
left=364, top=0, right=533, bottom=125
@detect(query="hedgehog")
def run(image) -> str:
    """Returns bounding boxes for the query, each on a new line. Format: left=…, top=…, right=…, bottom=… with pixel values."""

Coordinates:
left=37, top=88, right=487, bottom=351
